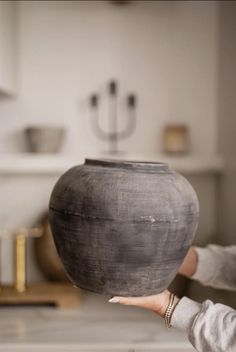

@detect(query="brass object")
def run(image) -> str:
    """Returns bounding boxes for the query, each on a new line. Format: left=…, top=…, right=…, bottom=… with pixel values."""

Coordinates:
left=15, top=229, right=27, bottom=293
left=0, top=226, right=80, bottom=308
left=162, top=124, right=190, bottom=154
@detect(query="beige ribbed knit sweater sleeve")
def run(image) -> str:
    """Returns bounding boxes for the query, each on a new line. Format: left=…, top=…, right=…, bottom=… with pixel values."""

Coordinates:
left=171, top=245, right=236, bottom=352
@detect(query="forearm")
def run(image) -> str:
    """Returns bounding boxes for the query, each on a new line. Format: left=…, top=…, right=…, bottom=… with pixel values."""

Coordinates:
left=192, top=245, right=236, bottom=291
left=171, top=297, right=236, bottom=352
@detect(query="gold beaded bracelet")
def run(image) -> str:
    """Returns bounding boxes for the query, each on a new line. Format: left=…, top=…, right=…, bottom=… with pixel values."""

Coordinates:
left=164, top=293, right=177, bottom=328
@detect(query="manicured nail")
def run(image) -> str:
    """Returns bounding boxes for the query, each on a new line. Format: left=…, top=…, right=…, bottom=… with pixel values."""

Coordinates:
left=108, top=297, right=120, bottom=303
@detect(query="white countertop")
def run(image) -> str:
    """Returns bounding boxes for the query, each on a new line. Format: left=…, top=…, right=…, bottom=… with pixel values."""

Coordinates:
left=0, top=292, right=194, bottom=352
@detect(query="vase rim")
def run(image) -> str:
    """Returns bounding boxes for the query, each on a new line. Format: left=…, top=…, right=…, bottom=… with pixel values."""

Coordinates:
left=85, top=158, right=170, bottom=172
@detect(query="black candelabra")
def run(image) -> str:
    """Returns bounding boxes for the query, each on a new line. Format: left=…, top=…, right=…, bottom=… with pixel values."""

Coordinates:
left=89, top=80, right=137, bottom=154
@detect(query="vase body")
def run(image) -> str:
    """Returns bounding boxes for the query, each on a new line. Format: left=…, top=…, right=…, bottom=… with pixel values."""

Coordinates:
left=49, top=159, right=199, bottom=296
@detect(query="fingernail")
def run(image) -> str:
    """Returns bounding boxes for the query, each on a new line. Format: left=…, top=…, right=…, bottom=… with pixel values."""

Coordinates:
left=108, top=297, right=120, bottom=303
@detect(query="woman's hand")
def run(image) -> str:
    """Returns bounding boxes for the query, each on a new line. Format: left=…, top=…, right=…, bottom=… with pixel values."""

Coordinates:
left=178, top=246, right=198, bottom=277
left=109, top=289, right=178, bottom=317
left=108, top=247, right=197, bottom=314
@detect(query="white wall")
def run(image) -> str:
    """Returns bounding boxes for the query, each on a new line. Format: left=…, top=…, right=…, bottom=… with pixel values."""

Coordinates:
left=0, top=0, right=219, bottom=156
left=186, top=1, right=236, bottom=307
left=0, top=1, right=221, bottom=284
left=0, top=1, right=17, bottom=94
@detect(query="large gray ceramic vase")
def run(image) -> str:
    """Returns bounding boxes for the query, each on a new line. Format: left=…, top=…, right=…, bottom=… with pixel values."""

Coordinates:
left=49, top=159, right=199, bottom=296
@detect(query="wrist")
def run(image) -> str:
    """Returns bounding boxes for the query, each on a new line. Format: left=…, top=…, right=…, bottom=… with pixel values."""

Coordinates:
left=164, top=293, right=180, bottom=328
left=153, top=290, right=179, bottom=318
left=158, top=290, right=171, bottom=317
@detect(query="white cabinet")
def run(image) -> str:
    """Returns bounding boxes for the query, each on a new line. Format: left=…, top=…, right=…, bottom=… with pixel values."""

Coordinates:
left=0, top=1, right=17, bottom=95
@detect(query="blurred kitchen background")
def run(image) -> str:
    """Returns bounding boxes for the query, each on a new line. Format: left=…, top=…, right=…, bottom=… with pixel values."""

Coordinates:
left=0, top=0, right=235, bottom=350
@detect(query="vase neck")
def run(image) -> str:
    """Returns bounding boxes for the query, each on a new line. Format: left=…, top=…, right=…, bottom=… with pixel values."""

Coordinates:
left=85, top=158, right=170, bottom=173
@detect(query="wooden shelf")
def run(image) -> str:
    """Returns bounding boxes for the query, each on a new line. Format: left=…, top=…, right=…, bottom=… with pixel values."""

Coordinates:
left=0, top=153, right=224, bottom=175
left=0, top=283, right=81, bottom=309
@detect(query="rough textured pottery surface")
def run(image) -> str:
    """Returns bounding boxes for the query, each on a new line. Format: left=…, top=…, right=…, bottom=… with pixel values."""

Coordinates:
left=49, top=159, right=199, bottom=296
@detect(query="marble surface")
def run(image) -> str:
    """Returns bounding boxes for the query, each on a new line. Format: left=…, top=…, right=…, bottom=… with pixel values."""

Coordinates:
left=0, top=292, right=195, bottom=351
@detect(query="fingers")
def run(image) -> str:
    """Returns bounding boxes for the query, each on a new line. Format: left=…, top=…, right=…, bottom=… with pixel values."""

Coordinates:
left=109, top=295, right=156, bottom=309
left=108, top=290, right=172, bottom=317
